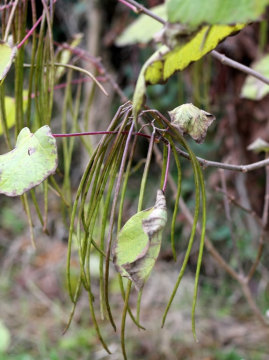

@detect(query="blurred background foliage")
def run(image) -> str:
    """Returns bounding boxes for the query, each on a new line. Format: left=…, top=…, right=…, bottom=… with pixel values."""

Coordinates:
left=0, top=0, right=269, bottom=359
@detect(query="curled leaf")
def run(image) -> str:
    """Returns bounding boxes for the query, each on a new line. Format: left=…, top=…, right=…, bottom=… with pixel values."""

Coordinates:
left=247, top=138, right=269, bottom=153
left=166, top=0, right=269, bottom=28
left=0, top=126, right=58, bottom=196
left=169, top=103, right=215, bottom=143
left=113, top=190, right=167, bottom=290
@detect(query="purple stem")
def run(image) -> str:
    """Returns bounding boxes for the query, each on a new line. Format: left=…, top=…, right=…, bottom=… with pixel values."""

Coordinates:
left=118, top=0, right=137, bottom=12
left=0, top=2, right=15, bottom=11
left=162, top=143, right=171, bottom=193
left=17, top=0, right=57, bottom=49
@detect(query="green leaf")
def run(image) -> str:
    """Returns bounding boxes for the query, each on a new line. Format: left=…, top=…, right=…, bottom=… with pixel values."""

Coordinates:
left=145, top=24, right=244, bottom=84
left=166, top=0, right=269, bottom=29
left=169, top=103, right=215, bottom=143
left=241, top=54, right=269, bottom=100
left=0, top=320, right=10, bottom=353
left=0, top=90, right=28, bottom=135
left=0, top=126, right=58, bottom=196
left=116, top=5, right=166, bottom=46
left=0, top=41, right=17, bottom=83
left=247, top=138, right=269, bottom=153
left=113, top=190, right=167, bottom=290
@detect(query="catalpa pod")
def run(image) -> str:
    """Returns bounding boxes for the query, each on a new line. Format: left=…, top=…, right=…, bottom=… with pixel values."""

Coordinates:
left=113, top=190, right=167, bottom=290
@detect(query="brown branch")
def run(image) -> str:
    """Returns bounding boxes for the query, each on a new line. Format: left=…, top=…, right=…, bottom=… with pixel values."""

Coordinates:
left=118, top=0, right=166, bottom=25
left=211, top=50, right=269, bottom=85
left=247, top=157, right=269, bottom=281
left=141, top=109, right=269, bottom=173
left=215, top=187, right=263, bottom=227
left=219, top=169, right=243, bottom=273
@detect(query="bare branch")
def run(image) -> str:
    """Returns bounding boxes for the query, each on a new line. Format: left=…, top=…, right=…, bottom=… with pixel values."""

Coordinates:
left=211, top=50, right=269, bottom=85
left=118, top=0, right=166, bottom=25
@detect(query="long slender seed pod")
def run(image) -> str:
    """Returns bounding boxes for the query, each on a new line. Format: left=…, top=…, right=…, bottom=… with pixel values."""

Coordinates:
left=84, top=140, right=126, bottom=302
left=72, top=110, right=129, bottom=291
left=191, top=160, right=206, bottom=340
left=43, top=179, right=48, bottom=232
left=155, top=117, right=201, bottom=329
left=170, top=142, right=182, bottom=261
left=121, top=280, right=132, bottom=360
left=49, top=176, right=70, bottom=207
left=26, top=0, right=37, bottom=128
left=136, top=130, right=156, bottom=323
left=99, top=154, right=123, bottom=319
left=30, top=189, right=45, bottom=228
left=105, top=120, right=135, bottom=332
left=117, top=135, right=146, bottom=329
left=87, top=290, right=111, bottom=354
left=34, top=12, right=46, bottom=128
left=160, top=143, right=168, bottom=191
left=63, top=277, right=82, bottom=334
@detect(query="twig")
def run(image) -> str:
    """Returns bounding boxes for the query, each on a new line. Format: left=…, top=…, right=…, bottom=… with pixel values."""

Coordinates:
left=219, top=169, right=243, bottom=274
left=211, top=50, right=269, bottom=85
left=118, top=0, right=166, bottom=25
left=247, top=154, right=269, bottom=281
left=215, top=187, right=263, bottom=227
left=262, top=154, right=269, bottom=227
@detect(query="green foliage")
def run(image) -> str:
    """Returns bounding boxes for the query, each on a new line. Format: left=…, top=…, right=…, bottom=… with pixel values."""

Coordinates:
left=0, top=126, right=57, bottom=196
left=241, top=54, right=269, bottom=100
left=166, top=0, right=269, bottom=28
left=116, top=4, right=166, bottom=46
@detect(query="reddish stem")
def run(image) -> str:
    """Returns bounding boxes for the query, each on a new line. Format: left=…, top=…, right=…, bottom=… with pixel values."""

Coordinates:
left=118, top=0, right=137, bottom=12
left=17, top=0, right=57, bottom=49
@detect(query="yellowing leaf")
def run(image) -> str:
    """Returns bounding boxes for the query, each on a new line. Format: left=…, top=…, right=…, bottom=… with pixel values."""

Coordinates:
left=0, top=126, right=58, bottom=196
left=133, top=24, right=244, bottom=116
left=241, top=54, right=269, bottom=100
left=145, top=24, right=245, bottom=84
left=0, top=41, right=17, bottom=83
left=113, top=190, right=167, bottom=290
left=169, top=103, right=215, bottom=143
left=0, top=90, right=28, bottom=135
